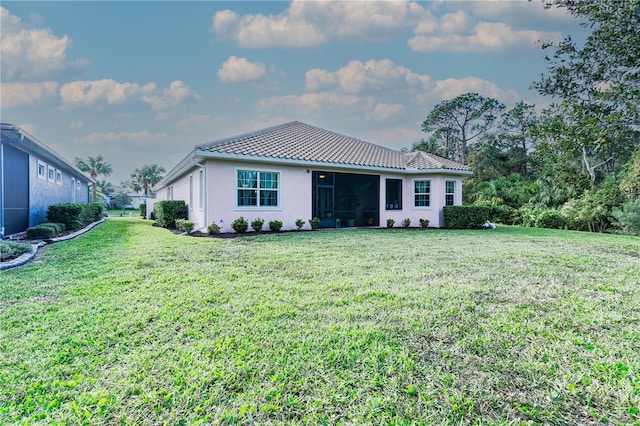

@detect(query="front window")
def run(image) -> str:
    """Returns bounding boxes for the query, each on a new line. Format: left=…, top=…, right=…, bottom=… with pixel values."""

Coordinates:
left=414, top=180, right=430, bottom=207
left=385, top=179, right=402, bottom=210
left=199, top=170, right=205, bottom=211
left=237, top=169, right=279, bottom=207
left=55, top=169, right=62, bottom=185
left=47, top=165, right=55, bottom=183
left=445, top=180, right=456, bottom=206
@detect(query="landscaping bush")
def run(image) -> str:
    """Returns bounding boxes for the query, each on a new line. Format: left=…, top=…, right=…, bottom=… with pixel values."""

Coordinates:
left=139, top=203, right=147, bottom=218
left=207, top=222, right=221, bottom=235
left=386, top=219, right=395, bottom=228
left=612, top=199, right=640, bottom=235
left=0, top=240, right=33, bottom=261
left=309, top=217, right=320, bottom=231
left=39, top=222, right=65, bottom=233
left=26, top=225, right=57, bottom=239
left=295, top=219, right=305, bottom=230
left=47, top=203, right=83, bottom=228
left=81, top=202, right=104, bottom=224
left=488, top=205, right=516, bottom=225
left=153, top=200, right=188, bottom=228
left=443, top=205, right=491, bottom=229
left=401, top=218, right=411, bottom=228
left=232, top=217, right=249, bottom=233
left=175, top=219, right=195, bottom=233
left=251, top=218, right=265, bottom=233
left=419, top=218, right=430, bottom=229
left=269, top=220, right=283, bottom=232
left=535, top=209, right=567, bottom=229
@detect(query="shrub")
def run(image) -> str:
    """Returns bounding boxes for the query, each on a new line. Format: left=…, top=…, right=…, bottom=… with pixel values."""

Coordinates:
left=39, top=222, right=65, bottom=233
left=489, top=205, right=516, bottom=225
left=81, top=202, right=104, bottom=224
left=175, top=219, right=195, bottom=233
left=419, top=218, right=430, bottom=229
left=251, top=218, right=265, bottom=233
left=401, top=218, right=411, bottom=228
left=443, top=205, right=491, bottom=229
left=535, top=209, right=567, bottom=229
left=386, top=219, right=395, bottom=228
left=269, top=220, right=283, bottom=232
left=309, top=217, right=320, bottom=231
left=26, top=225, right=57, bottom=239
left=47, top=203, right=83, bottom=228
left=0, top=240, right=32, bottom=261
left=612, top=199, right=640, bottom=235
left=207, top=222, right=221, bottom=235
left=153, top=200, right=188, bottom=228
left=295, top=219, right=305, bottom=230
left=232, top=217, right=249, bottom=233
left=139, top=203, right=147, bottom=218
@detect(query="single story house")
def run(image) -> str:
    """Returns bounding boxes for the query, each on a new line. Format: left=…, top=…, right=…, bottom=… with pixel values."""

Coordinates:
left=153, top=121, right=471, bottom=231
left=0, top=122, right=92, bottom=238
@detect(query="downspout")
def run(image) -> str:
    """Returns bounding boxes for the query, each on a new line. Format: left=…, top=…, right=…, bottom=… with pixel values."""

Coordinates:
left=191, top=154, right=207, bottom=233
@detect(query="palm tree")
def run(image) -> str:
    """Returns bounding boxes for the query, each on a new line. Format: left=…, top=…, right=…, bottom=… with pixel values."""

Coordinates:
left=129, top=164, right=166, bottom=198
left=75, top=155, right=113, bottom=202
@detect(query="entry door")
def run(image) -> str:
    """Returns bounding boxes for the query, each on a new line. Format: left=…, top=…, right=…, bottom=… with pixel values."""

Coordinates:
left=312, top=172, right=335, bottom=228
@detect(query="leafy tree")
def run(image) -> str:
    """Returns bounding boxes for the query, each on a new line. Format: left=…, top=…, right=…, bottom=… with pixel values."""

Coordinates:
left=129, top=164, right=166, bottom=198
left=497, top=101, right=538, bottom=177
left=422, top=93, right=504, bottom=164
left=534, top=0, right=640, bottom=180
left=74, top=155, right=113, bottom=203
left=621, top=148, right=640, bottom=200
left=111, top=191, right=132, bottom=210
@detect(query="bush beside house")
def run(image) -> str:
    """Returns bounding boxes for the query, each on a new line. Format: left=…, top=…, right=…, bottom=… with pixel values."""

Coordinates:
left=153, top=200, right=188, bottom=228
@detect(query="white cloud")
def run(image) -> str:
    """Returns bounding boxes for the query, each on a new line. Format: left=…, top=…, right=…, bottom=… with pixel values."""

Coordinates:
left=69, top=121, right=84, bottom=129
left=0, top=7, right=88, bottom=81
left=0, top=81, right=59, bottom=108
left=369, top=103, right=406, bottom=122
left=75, top=130, right=171, bottom=146
left=409, top=21, right=560, bottom=53
left=171, top=114, right=214, bottom=130
left=259, top=92, right=375, bottom=116
left=305, top=59, right=432, bottom=93
left=415, top=77, right=519, bottom=105
left=217, top=56, right=267, bottom=83
left=213, top=0, right=427, bottom=48
left=142, top=80, right=200, bottom=111
left=60, top=79, right=157, bottom=108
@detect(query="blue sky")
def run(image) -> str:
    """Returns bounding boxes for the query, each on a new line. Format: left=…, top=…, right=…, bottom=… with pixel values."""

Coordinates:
left=1, top=1, right=587, bottom=184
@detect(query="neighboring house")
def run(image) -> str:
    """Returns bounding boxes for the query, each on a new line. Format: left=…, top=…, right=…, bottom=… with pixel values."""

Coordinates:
left=0, top=122, right=92, bottom=238
left=153, top=121, right=471, bottom=231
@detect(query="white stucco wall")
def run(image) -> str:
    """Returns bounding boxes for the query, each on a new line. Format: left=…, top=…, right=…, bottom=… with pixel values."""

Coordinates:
left=156, top=159, right=466, bottom=231
left=206, top=159, right=312, bottom=232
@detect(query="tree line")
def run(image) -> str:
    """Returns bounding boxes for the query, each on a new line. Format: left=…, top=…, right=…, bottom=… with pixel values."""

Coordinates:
left=412, top=0, right=639, bottom=234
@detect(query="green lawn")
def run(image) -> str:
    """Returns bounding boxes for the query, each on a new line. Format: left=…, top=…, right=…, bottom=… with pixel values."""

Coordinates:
left=1, top=219, right=639, bottom=424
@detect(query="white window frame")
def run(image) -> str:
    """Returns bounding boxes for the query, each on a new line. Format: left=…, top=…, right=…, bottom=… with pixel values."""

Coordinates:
left=236, top=168, right=280, bottom=209
left=71, top=178, right=76, bottom=202
left=413, top=178, right=431, bottom=208
left=37, top=159, right=47, bottom=180
left=47, top=165, right=56, bottom=183
left=445, top=180, right=456, bottom=206
left=55, top=169, right=63, bottom=185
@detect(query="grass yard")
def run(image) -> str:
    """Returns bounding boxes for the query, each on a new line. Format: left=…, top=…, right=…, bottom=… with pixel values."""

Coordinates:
left=1, top=218, right=639, bottom=425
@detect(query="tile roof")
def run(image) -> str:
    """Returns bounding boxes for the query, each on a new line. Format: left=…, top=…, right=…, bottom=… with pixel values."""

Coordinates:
left=196, top=121, right=471, bottom=172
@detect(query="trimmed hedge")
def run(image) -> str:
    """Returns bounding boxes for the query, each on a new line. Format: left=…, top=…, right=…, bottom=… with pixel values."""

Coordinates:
left=443, top=205, right=491, bottom=229
left=47, top=203, right=83, bottom=229
left=139, top=203, right=147, bottom=218
left=81, top=202, right=104, bottom=224
left=153, top=200, right=188, bottom=228
left=26, top=224, right=57, bottom=239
